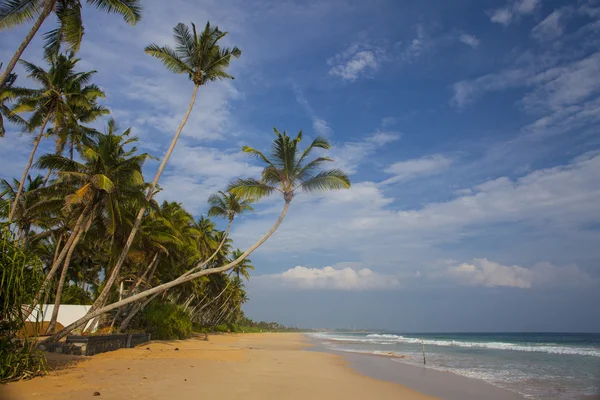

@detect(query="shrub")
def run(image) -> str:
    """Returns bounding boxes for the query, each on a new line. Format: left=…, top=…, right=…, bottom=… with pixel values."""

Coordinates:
left=0, top=227, right=46, bottom=382
left=140, top=302, right=192, bottom=340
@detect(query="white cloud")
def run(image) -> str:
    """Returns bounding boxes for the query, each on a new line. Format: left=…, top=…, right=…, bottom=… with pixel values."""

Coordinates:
left=490, top=8, right=514, bottom=26
left=451, top=51, right=600, bottom=113
left=400, top=24, right=429, bottom=62
left=328, top=44, right=384, bottom=82
left=381, top=154, right=453, bottom=185
left=446, top=258, right=595, bottom=289
left=255, top=264, right=400, bottom=290
left=232, top=154, right=600, bottom=262
left=459, top=33, right=481, bottom=48
left=312, top=118, right=332, bottom=136
left=448, top=259, right=534, bottom=288
left=451, top=68, right=531, bottom=108
left=158, top=143, right=263, bottom=214
left=531, top=9, right=568, bottom=41
left=293, top=85, right=333, bottom=136
left=522, top=52, right=600, bottom=112
left=489, top=0, right=540, bottom=26
left=123, top=77, right=241, bottom=142
left=330, top=131, right=400, bottom=174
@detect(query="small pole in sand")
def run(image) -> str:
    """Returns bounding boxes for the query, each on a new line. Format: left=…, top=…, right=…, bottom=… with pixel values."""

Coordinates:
left=421, top=339, right=426, bottom=365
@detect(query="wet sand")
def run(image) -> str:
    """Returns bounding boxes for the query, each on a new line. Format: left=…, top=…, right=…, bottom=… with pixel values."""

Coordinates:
left=0, top=333, right=435, bottom=400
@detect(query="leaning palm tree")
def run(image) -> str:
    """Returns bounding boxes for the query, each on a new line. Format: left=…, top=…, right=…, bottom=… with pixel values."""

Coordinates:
left=89, top=21, right=242, bottom=315
left=8, top=53, right=105, bottom=222
left=0, top=0, right=142, bottom=87
left=47, top=127, right=350, bottom=342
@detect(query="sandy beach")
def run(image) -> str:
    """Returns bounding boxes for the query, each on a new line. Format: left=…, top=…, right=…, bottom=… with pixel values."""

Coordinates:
left=0, top=333, right=435, bottom=400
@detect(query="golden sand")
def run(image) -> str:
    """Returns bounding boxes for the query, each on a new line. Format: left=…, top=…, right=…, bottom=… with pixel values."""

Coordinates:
left=0, top=333, right=436, bottom=400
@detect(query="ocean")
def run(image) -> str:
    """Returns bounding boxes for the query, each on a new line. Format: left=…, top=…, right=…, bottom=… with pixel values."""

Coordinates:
left=311, top=332, right=600, bottom=399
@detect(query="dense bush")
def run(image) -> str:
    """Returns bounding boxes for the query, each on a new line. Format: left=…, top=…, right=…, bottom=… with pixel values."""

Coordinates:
left=140, top=302, right=192, bottom=340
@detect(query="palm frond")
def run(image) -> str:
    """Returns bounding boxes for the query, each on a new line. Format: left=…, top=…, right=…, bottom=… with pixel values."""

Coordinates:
left=228, top=178, right=276, bottom=201
left=0, top=0, right=42, bottom=29
left=296, top=136, right=330, bottom=167
left=299, top=169, right=351, bottom=193
left=144, top=43, right=191, bottom=75
left=86, top=0, right=141, bottom=25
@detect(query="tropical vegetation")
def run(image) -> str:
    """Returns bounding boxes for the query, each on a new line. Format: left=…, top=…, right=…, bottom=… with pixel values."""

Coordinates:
left=0, top=4, right=351, bottom=382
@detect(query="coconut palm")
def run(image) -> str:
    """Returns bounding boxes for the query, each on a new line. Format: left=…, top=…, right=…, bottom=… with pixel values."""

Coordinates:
left=229, top=249, right=254, bottom=280
left=0, top=0, right=142, bottom=87
left=46, top=126, right=350, bottom=343
left=0, top=71, right=28, bottom=137
left=90, top=21, right=242, bottom=314
left=0, top=174, right=45, bottom=243
left=35, top=119, right=149, bottom=332
left=8, top=53, right=105, bottom=222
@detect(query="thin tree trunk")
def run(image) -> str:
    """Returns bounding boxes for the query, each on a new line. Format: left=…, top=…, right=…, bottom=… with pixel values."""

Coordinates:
left=45, top=226, right=85, bottom=334
left=117, top=290, right=160, bottom=333
left=0, top=0, right=57, bottom=88
left=43, top=169, right=52, bottom=187
left=48, top=199, right=291, bottom=342
left=196, top=279, right=231, bottom=314
left=8, top=115, right=50, bottom=222
left=52, top=234, right=64, bottom=264
left=89, top=84, right=200, bottom=315
left=110, top=253, right=159, bottom=332
left=28, top=202, right=92, bottom=318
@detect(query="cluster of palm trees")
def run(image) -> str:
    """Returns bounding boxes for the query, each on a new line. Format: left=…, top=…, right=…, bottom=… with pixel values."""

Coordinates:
left=0, top=0, right=351, bottom=345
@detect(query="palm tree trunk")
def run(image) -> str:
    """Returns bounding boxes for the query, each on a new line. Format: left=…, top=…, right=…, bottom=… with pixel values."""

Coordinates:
left=43, top=169, right=52, bottom=187
left=52, top=234, right=64, bottom=264
left=89, top=84, right=200, bottom=315
left=117, top=290, right=160, bottom=333
left=0, top=0, right=56, bottom=87
left=196, top=279, right=231, bottom=314
left=47, top=199, right=290, bottom=343
left=8, top=115, right=50, bottom=222
left=28, top=201, right=92, bottom=318
left=110, top=253, right=159, bottom=332
left=45, top=226, right=85, bottom=334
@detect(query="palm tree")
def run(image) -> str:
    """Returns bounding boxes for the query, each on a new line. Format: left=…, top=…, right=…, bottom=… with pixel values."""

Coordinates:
left=0, top=0, right=142, bottom=87
left=46, top=127, right=350, bottom=342
left=229, top=249, right=254, bottom=280
left=8, top=53, right=105, bottom=222
left=90, top=21, right=242, bottom=315
left=0, top=70, right=28, bottom=136
left=0, top=174, right=45, bottom=243
left=35, top=119, right=149, bottom=332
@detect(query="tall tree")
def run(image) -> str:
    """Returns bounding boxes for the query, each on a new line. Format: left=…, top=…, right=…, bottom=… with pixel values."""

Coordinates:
left=35, top=119, right=149, bottom=332
left=47, top=127, right=350, bottom=342
left=89, top=21, right=241, bottom=315
left=8, top=53, right=105, bottom=222
left=0, top=0, right=142, bottom=87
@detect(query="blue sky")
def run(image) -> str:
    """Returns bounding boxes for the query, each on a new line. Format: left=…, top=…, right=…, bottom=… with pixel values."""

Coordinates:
left=1, top=0, right=599, bottom=331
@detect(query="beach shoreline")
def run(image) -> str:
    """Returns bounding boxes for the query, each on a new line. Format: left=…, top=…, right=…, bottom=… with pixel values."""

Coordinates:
left=0, top=332, right=435, bottom=400
left=307, top=336, right=525, bottom=400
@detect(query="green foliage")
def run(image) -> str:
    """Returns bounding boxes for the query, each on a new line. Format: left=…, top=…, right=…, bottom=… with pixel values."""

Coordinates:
left=145, top=21, right=241, bottom=86
left=61, top=284, right=93, bottom=305
left=230, top=128, right=350, bottom=203
left=0, top=226, right=46, bottom=382
left=140, top=302, right=192, bottom=340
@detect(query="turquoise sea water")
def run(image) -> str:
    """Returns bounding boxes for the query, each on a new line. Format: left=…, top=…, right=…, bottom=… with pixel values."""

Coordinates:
left=311, top=332, right=600, bottom=399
